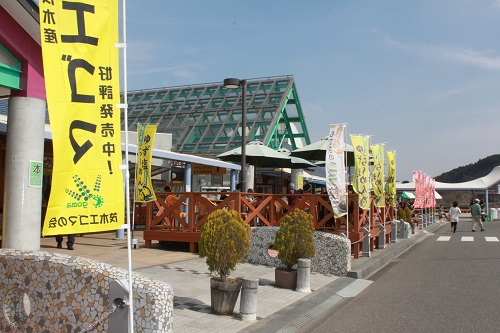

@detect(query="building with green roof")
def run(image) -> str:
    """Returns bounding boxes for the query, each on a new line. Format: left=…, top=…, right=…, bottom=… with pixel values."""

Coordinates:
left=124, top=75, right=311, bottom=159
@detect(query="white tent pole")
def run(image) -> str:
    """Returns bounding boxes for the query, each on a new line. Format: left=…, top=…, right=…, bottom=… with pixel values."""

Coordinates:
left=117, top=0, right=134, bottom=331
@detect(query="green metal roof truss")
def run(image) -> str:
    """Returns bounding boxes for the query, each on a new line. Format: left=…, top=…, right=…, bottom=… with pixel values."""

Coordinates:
left=124, top=75, right=311, bottom=158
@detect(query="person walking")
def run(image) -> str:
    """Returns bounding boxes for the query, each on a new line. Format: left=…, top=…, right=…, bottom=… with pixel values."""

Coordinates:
left=437, top=205, right=446, bottom=221
left=471, top=198, right=485, bottom=232
left=449, top=201, right=461, bottom=233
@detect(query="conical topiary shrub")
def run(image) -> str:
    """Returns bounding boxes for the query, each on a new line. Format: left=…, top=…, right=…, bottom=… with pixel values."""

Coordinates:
left=199, top=209, right=252, bottom=282
left=274, top=209, right=315, bottom=271
left=199, top=209, right=252, bottom=315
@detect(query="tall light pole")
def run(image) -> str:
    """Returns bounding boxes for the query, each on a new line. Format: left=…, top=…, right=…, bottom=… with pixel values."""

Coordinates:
left=224, top=78, right=247, bottom=191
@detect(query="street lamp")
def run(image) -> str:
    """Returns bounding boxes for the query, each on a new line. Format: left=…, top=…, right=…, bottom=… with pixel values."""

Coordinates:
left=224, top=78, right=247, bottom=191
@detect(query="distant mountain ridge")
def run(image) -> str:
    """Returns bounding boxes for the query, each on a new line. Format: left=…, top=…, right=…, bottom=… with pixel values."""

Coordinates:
left=435, top=155, right=500, bottom=183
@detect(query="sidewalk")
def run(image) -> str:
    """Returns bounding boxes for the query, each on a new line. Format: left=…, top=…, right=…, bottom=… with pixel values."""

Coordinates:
left=40, top=220, right=447, bottom=333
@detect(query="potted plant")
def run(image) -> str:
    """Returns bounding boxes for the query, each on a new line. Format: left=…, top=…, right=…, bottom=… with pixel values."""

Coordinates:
left=397, top=207, right=405, bottom=221
left=274, top=209, right=315, bottom=289
left=404, top=206, right=412, bottom=223
left=198, top=209, right=252, bottom=315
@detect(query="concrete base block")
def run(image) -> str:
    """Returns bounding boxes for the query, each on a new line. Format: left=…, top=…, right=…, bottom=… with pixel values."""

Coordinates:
left=377, top=231, right=386, bottom=249
left=296, top=259, right=311, bottom=293
left=239, top=278, right=258, bottom=322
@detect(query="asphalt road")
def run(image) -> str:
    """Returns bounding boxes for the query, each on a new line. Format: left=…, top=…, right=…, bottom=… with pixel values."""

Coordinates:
left=300, top=220, right=500, bottom=333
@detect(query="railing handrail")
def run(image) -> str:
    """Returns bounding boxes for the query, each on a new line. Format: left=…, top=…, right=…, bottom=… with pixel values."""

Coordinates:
left=137, top=191, right=395, bottom=234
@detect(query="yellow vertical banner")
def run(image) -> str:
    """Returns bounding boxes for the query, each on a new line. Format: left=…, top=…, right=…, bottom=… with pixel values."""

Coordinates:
left=386, top=151, right=397, bottom=206
left=135, top=124, right=157, bottom=202
left=370, top=144, right=385, bottom=208
left=297, top=175, right=304, bottom=191
left=40, top=0, right=124, bottom=236
left=350, top=134, right=370, bottom=210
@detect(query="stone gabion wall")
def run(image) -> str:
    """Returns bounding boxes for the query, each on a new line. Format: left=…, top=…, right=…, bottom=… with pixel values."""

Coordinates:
left=243, top=227, right=351, bottom=276
left=0, top=250, right=173, bottom=333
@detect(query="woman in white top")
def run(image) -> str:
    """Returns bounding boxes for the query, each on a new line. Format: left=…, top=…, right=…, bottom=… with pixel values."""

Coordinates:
left=449, top=201, right=462, bottom=233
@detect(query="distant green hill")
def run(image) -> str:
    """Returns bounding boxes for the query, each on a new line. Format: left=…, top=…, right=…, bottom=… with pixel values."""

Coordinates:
left=435, top=155, right=500, bottom=183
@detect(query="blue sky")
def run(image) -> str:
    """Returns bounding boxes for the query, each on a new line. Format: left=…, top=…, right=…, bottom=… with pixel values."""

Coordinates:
left=123, top=0, right=500, bottom=181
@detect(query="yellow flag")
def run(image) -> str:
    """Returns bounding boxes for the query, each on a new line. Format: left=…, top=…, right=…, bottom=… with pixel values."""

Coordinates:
left=386, top=151, right=397, bottom=206
left=135, top=124, right=157, bottom=202
left=371, top=144, right=385, bottom=208
left=40, top=0, right=124, bottom=236
left=350, top=135, right=370, bottom=210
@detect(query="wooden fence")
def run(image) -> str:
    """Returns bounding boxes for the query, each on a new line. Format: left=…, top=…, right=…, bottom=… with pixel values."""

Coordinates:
left=135, top=191, right=395, bottom=259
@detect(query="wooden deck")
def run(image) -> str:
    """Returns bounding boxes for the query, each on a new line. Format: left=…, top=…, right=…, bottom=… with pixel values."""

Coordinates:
left=135, top=191, right=395, bottom=259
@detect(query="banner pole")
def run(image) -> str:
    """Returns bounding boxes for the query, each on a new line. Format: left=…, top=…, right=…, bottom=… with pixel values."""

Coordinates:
left=393, top=151, right=397, bottom=243
left=344, top=125, right=349, bottom=241
left=119, top=0, right=134, bottom=331
left=132, top=123, right=140, bottom=238
left=367, top=135, right=371, bottom=257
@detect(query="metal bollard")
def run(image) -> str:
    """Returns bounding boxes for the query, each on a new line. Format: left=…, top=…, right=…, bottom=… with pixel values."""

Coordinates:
left=296, top=258, right=311, bottom=293
left=239, top=278, right=259, bottom=322
left=109, top=278, right=130, bottom=333
left=131, top=238, right=139, bottom=249
left=362, top=227, right=371, bottom=257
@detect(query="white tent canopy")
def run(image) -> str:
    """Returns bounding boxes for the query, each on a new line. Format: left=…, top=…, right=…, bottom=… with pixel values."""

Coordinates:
left=396, top=166, right=500, bottom=191
left=123, top=143, right=240, bottom=171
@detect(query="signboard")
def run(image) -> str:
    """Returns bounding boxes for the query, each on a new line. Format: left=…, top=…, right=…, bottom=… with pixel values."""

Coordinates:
left=29, top=160, right=43, bottom=187
left=192, top=163, right=226, bottom=175
left=171, top=181, right=184, bottom=192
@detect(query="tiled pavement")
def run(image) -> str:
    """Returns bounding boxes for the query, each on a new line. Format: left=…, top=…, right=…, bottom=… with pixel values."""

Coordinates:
left=39, top=220, right=447, bottom=332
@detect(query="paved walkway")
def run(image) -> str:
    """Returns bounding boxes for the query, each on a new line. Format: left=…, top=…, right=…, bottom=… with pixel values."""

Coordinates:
left=40, top=220, right=447, bottom=333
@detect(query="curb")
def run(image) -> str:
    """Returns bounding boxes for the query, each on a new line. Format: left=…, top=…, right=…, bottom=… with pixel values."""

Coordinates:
left=239, top=276, right=356, bottom=333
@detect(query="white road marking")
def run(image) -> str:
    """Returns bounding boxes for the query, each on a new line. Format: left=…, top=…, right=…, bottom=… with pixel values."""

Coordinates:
left=437, top=236, right=451, bottom=241
left=485, top=237, right=499, bottom=242
left=461, top=236, right=474, bottom=242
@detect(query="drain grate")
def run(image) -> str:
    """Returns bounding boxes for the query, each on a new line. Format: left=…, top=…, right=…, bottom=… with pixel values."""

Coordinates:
left=275, top=295, right=343, bottom=333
